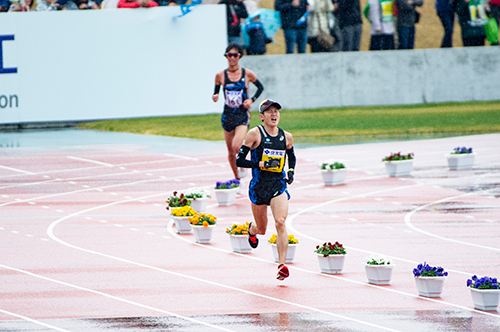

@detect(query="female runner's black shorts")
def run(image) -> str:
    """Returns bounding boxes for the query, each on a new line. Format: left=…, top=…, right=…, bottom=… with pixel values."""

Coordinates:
left=221, top=109, right=250, bottom=132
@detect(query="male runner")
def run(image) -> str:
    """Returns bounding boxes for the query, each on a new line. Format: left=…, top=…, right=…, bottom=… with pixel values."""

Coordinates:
left=236, top=99, right=296, bottom=280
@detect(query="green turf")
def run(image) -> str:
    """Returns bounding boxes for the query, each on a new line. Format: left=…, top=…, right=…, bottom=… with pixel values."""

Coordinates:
left=77, top=101, right=500, bottom=142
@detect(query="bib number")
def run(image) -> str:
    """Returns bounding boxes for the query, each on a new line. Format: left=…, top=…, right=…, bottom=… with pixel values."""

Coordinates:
left=225, top=90, right=243, bottom=108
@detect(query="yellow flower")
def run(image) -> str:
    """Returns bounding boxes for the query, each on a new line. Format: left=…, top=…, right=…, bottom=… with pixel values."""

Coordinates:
left=203, top=221, right=209, bottom=227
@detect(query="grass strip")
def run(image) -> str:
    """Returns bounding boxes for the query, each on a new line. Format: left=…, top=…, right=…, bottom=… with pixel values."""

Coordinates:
left=77, top=101, right=500, bottom=142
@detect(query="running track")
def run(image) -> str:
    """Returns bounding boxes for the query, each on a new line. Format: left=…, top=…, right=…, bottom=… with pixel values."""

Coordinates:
left=1, top=131, right=499, bottom=331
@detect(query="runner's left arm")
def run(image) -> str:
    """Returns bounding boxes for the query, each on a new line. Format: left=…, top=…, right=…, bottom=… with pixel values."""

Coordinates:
left=286, top=146, right=296, bottom=184
left=250, top=79, right=264, bottom=102
left=285, top=132, right=295, bottom=184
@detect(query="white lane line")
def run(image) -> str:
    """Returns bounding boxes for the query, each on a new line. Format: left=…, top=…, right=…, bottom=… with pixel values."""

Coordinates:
left=46, top=207, right=401, bottom=332
left=44, top=193, right=399, bottom=332
left=0, top=169, right=229, bottom=208
left=164, top=153, right=199, bottom=161
left=0, top=308, right=70, bottom=332
left=286, top=183, right=492, bottom=276
left=167, top=220, right=500, bottom=321
left=0, top=264, right=234, bottom=332
left=67, top=156, right=113, bottom=167
left=0, top=165, right=36, bottom=175
left=404, top=191, right=500, bottom=252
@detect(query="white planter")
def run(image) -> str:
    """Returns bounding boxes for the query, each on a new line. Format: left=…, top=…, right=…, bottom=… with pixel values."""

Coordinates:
left=384, top=159, right=413, bottom=177
left=446, top=153, right=475, bottom=170
left=414, top=276, right=446, bottom=297
left=192, top=224, right=215, bottom=244
left=189, top=197, right=208, bottom=213
left=469, top=287, right=500, bottom=311
left=229, top=234, right=252, bottom=253
left=364, top=264, right=394, bottom=285
left=317, top=254, right=346, bottom=274
left=271, top=243, right=298, bottom=263
left=172, top=216, right=192, bottom=234
left=214, top=188, right=238, bottom=206
left=321, top=169, right=346, bottom=186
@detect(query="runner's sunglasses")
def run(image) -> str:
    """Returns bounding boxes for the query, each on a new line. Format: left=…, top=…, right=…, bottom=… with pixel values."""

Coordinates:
left=225, top=52, right=240, bottom=58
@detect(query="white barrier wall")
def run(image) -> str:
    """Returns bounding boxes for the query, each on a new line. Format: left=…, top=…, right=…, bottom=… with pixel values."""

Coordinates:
left=0, top=6, right=227, bottom=125
left=241, top=47, right=500, bottom=110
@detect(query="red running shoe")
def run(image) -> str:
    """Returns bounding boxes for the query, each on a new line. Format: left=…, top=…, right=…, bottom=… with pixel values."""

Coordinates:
left=277, top=264, right=289, bottom=280
left=248, top=222, right=259, bottom=249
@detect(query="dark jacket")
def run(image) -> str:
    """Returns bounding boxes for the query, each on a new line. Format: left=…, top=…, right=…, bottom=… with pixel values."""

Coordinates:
left=275, top=0, right=309, bottom=30
left=395, top=0, right=423, bottom=27
left=435, top=0, right=452, bottom=12
left=219, top=0, right=248, bottom=37
left=246, top=21, right=273, bottom=55
left=337, top=0, right=362, bottom=29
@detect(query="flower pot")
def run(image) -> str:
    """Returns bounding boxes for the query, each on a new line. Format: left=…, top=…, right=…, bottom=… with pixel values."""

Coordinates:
left=271, top=243, right=297, bottom=263
left=214, top=188, right=238, bottom=206
left=317, top=254, right=346, bottom=274
left=189, top=197, right=208, bottom=213
left=172, top=216, right=192, bottom=234
left=446, top=153, right=475, bottom=170
left=229, top=234, right=252, bottom=253
left=364, top=264, right=394, bottom=285
left=192, top=224, right=215, bottom=244
left=414, top=276, right=446, bottom=297
left=469, top=288, right=500, bottom=311
left=321, top=169, right=346, bottom=186
left=384, top=159, right=413, bottom=177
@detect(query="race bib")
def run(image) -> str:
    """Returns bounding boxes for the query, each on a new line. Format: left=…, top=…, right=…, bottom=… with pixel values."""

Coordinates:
left=225, top=89, right=243, bottom=108
left=260, top=148, right=285, bottom=173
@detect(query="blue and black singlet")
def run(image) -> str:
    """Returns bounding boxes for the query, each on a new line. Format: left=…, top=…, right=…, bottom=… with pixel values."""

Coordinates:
left=248, top=125, right=290, bottom=206
left=221, top=68, right=250, bottom=132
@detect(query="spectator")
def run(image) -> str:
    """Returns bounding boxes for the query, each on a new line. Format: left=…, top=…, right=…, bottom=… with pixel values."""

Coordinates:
left=246, top=14, right=274, bottom=55
left=395, top=0, right=423, bottom=49
left=451, top=0, right=486, bottom=46
left=487, top=0, right=500, bottom=26
left=8, top=0, right=22, bottom=10
left=219, top=0, right=248, bottom=46
left=18, top=0, right=37, bottom=10
left=118, top=0, right=158, bottom=7
left=435, top=0, right=455, bottom=47
left=101, top=0, right=119, bottom=8
left=367, top=0, right=395, bottom=50
left=307, top=0, right=335, bottom=52
left=337, top=0, right=363, bottom=51
left=36, top=0, right=57, bottom=10
left=0, top=0, right=11, bottom=11
left=276, top=0, right=311, bottom=53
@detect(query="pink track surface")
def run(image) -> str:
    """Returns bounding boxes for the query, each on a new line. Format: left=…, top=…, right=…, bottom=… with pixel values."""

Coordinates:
left=1, top=133, right=500, bottom=331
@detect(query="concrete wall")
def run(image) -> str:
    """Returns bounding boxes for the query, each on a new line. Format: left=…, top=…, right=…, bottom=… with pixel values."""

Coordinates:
left=241, top=47, right=500, bottom=110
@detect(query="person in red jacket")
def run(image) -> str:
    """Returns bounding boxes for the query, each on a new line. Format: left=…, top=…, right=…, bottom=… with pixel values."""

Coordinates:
left=118, top=0, right=158, bottom=8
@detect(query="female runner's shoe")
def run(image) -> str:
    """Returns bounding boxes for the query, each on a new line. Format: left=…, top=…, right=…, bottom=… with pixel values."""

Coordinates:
left=277, top=264, right=289, bottom=280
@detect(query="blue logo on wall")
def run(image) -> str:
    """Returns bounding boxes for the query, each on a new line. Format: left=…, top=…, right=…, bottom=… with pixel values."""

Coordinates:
left=0, top=35, right=17, bottom=75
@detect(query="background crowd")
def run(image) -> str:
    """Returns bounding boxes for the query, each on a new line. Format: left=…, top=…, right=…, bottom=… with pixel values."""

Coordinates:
left=1, top=0, right=498, bottom=52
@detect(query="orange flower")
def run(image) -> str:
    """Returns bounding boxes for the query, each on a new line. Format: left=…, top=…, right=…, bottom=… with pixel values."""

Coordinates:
left=203, top=221, right=209, bottom=227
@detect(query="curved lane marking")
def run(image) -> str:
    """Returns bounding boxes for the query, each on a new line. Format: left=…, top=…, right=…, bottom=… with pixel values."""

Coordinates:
left=404, top=192, right=500, bottom=252
left=46, top=196, right=401, bottom=332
